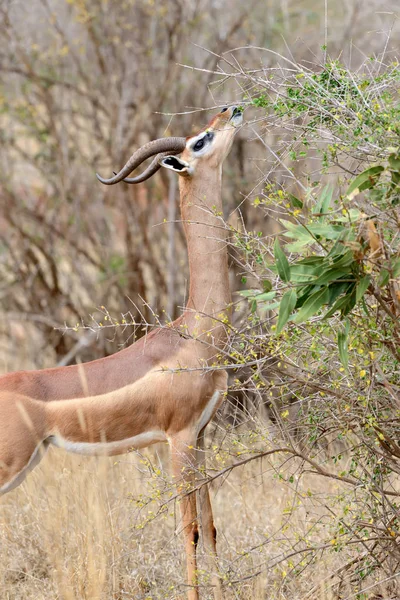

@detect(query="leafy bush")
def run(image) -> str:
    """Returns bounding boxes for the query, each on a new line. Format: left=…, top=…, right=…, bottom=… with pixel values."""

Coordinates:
left=223, top=55, right=400, bottom=597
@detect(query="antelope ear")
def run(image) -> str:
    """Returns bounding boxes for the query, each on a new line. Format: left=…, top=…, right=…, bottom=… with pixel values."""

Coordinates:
left=160, top=155, right=192, bottom=175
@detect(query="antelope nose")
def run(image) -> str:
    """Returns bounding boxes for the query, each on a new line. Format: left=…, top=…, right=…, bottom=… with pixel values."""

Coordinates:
left=232, top=106, right=242, bottom=116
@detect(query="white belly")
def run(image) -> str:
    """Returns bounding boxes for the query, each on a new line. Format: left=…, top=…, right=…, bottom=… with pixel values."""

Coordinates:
left=48, top=430, right=167, bottom=456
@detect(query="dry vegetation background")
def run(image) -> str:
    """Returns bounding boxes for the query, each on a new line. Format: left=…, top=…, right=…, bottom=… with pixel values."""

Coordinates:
left=0, top=1, right=400, bottom=599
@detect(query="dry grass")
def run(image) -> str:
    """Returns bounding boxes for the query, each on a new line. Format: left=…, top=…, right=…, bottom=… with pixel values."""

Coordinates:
left=0, top=427, right=362, bottom=600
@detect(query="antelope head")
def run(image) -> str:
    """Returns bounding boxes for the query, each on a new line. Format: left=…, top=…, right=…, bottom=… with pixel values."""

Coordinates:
left=160, top=105, right=243, bottom=176
left=96, top=106, right=243, bottom=185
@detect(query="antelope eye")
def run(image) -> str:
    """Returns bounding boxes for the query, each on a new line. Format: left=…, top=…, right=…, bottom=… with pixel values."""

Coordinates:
left=221, top=107, right=228, bottom=113
left=193, top=138, right=205, bottom=151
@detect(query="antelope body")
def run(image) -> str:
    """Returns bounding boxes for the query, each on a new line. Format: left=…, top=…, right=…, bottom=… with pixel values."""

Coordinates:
left=0, top=105, right=243, bottom=600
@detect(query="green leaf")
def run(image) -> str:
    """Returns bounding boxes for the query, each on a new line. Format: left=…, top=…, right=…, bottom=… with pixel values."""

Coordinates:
left=391, top=257, right=400, bottom=278
left=332, top=208, right=362, bottom=223
left=259, top=301, right=280, bottom=311
left=324, top=286, right=356, bottom=319
left=338, top=330, right=349, bottom=370
left=327, top=235, right=353, bottom=260
left=285, top=239, right=313, bottom=253
left=346, top=166, right=384, bottom=197
left=356, top=275, right=371, bottom=302
left=297, top=256, right=325, bottom=266
left=324, top=294, right=351, bottom=319
left=274, top=238, right=291, bottom=282
left=238, top=289, right=259, bottom=298
left=327, top=282, right=351, bottom=305
left=313, top=184, right=333, bottom=215
left=282, top=222, right=344, bottom=241
left=254, top=291, right=276, bottom=302
left=388, top=153, right=400, bottom=172
left=288, top=193, right=303, bottom=209
left=238, top=289, right=276, bottom=302
left=378, top=269, right=389, bottom=287
left=331, top=250, right=355, bottom=269
left=281, top=219, right=313, bottom=241
left=290, top=263, right=323, bottom=282
left=262, top=279, right=273, bottom=292
left=276, top=289, right=297, bottom=334
left=306, top=224, right=345, bottom=239
left=295, top=284, right=318, bottom=309
left=341, top=290, right=357, bottom=316
left=312, top=268, right=351, bottom=286
left=292, top=287, right=330, bottom=324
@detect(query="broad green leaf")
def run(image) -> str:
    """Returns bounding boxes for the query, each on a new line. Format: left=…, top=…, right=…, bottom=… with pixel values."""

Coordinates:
left=320, top=185, right=333, bottom=214
left=323, top=294, right=352, bottom=319
left=259, top=301, right=280, bottom=311
left=262, top=279, right=273, bottom=292
left=345, top=318, right=350, bottom=335
left=285, top=239, right=313, bottom=253
left=328, top=282, right=351, bottom=306
left=356, top=275, right=371, bottom=302
left=327, top=235, right=354, bottom=259
left=341, top=290, right=357, bottom=316
left=292, top=287, right=330, bottom=324
left=313, top=184, right=333, bottom=215
left=281, top=220, right=313, bottom=241
left=280, top=218, right=306, bottom=233
left=297, top=256, right=325, bottom=266
left=333, top=208, right=362, bottom=223
left=346, top=166, right=384, bottom=197
left=283, top=222, right=344, bottom=241
left=290, top=263, right=323, bottom=282
left=288, top=193, right=303, bottom=209
left=388, top=153, right=400, bottom=172
left=392, top=257, right=400, bottom=278
left=312, top=268, right=351, bottom=286
left=238, top=289, right=259, bottom=298
left=276, top=289, right=297, bottom=334
left=295, top=284, right=318, bottom=309
left=254, top=291, right=276, bottom=302
left=338, top=330, right=349, bottom=369
left=324, top=287, right=356, bottom=319
left=378, top=269, right=390, bottom=287
left=361, top=297, right=370, bottom=316
left=307, top=224, right=345, bottom=239
left=331, top=250, right=355, bottom=269
left=274, top=238, right=291, bottom=283
left=238, top=290, right=276, bottom=302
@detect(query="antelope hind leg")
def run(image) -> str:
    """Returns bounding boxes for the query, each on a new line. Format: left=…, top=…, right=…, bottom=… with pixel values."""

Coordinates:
left=169, top=431, right=200, bottom=600
left=197, top=431, right=223, bottom=600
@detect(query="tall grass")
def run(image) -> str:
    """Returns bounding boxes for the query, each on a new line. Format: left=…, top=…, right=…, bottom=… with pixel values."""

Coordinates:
left=2, top=428, right=392, bottom=600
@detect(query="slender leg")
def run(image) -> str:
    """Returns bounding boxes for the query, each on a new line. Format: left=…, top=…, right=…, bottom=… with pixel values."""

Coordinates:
left=0, top=395, right=46, bottom=495
left=169, top=432, right=199, bottom=600
left=197, top=431, right=223, bottom=600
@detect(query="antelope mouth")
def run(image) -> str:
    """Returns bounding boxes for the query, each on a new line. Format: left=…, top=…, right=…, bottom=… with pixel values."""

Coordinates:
left=230, top=106, right=243, bottom=127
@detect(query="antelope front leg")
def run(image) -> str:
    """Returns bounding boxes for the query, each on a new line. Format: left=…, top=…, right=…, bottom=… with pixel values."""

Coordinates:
left=197, top=431, right=223, bottom=600
left=170, top=432, right=199, bottom=600
left=0, top=394, right=47, bottom=495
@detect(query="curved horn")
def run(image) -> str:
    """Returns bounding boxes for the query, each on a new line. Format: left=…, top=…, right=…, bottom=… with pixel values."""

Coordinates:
left=96, top=137, right=186, bottom=185
left=120, top=151, right=181, bottom=184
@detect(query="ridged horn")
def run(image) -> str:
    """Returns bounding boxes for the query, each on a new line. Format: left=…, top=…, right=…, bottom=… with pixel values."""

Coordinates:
left=96, top=137, right=186, bottom=185
left=120, top=151, right=181, bottom=184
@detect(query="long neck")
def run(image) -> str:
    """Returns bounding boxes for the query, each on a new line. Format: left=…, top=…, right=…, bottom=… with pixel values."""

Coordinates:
left=179, top=164, right=231, bottom=345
